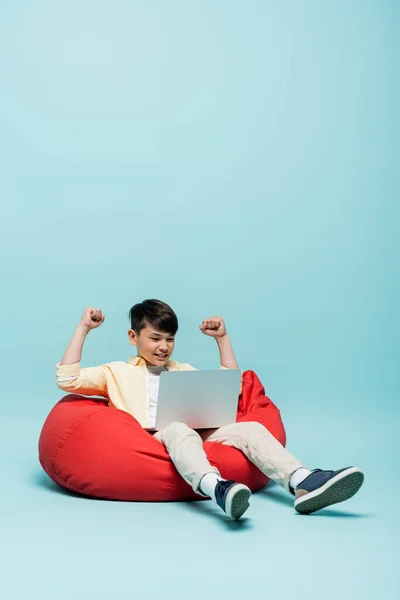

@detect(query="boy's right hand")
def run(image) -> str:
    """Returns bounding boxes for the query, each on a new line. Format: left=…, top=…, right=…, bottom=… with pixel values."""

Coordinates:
left=80, top=307, right=105, bottom=331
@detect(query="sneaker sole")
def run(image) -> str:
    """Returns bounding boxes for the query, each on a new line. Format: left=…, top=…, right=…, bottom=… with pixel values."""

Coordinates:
left=225, top=485, right=252, bottom=520
left=294, top=467, right=364, bottom=515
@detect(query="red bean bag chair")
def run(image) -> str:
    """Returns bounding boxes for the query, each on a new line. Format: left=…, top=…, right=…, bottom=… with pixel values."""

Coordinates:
left=38, top=370, right=286, bottom=501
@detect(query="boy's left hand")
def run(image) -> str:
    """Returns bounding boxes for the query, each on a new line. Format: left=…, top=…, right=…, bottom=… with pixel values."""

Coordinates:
left=200, top=316, right=227, bottom=338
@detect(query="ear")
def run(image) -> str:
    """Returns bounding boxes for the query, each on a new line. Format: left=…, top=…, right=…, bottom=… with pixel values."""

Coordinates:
left=128, top=329, right=137, bottom=346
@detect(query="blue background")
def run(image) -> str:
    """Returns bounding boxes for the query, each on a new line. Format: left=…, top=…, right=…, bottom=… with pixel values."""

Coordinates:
left=0, top=1, right=398, bottom=598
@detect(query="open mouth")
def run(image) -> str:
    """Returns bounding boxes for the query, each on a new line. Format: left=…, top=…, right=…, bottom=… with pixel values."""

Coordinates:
left=154, top=354, right=168, bottom=360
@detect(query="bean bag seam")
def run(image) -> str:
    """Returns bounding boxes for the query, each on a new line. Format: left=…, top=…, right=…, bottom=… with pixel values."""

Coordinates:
left=49, top=406, right=110, bottom=479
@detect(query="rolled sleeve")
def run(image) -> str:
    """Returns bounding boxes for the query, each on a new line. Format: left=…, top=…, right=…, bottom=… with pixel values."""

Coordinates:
left=56, top=362, right=81, bottom=378
left=55, top=361, right=108, bottom=397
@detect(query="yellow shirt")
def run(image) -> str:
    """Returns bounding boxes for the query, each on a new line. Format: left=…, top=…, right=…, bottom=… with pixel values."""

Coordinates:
left=56, top=356, right=242, bottom=429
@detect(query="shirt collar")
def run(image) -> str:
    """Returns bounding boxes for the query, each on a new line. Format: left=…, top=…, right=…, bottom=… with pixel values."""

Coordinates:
left=128, top=355, right=178, bottom=369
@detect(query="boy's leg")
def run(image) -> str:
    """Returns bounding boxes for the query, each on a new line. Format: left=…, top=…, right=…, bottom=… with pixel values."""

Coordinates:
left=199, top=421, right=304, bottom=494
left=153, top=422, right=221, bottom=496
left=153, top=422, right=252, bottom=519
left=200, top=422, right=364, bottom=513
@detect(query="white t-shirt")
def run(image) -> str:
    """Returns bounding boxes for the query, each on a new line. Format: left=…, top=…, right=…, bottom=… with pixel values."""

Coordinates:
left=147, top=365, right=167, bottom=428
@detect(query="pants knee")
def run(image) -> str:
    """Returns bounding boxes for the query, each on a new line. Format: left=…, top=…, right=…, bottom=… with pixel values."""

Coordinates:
left=166, top=421, right=191, bottom=434
left=236, top=421, right=266, bottom=434
left=234, top=421, right=268, bottom=443
left=163, top=421, right=194, bottom=444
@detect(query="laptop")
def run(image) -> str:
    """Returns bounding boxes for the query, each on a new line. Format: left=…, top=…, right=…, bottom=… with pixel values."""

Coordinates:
left=148, top=369, right=242, bottom=431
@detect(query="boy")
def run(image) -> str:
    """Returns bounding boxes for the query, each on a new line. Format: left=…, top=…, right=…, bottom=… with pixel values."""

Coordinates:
left=56, top=299, right=364, bottom=521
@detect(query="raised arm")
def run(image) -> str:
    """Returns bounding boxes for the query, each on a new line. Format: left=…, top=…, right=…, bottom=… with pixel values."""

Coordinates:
left=199, top=316, right=239, bottom=369
left=56, top=307, right=108, bottom=396
left=199, top=316, right=242, bottom=394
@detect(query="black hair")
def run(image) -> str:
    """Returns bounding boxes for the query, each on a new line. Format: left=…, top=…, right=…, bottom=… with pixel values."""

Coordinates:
left=128, top=299, right=178, bottom=335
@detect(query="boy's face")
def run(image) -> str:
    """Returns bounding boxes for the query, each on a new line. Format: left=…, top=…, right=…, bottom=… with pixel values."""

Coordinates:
left=128, top=322, right=176, bottom=367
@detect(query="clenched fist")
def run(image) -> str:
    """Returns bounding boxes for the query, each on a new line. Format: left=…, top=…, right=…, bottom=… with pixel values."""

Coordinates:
left=80, top=307, right=105, bottom=331
left=199, top=316, right=227, bottom=338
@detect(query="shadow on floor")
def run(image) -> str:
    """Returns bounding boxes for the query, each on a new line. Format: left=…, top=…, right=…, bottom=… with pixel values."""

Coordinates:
left=32, top=470, right=254, bottom=529
left=32, top=471, right=376, bottom=520
left=32, top=470, right=104, bottom=501
left=180, top=496, right=255, bottom=531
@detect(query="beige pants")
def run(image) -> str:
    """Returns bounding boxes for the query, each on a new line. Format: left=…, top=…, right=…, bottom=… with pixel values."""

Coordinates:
left=153, top=421, right=304, bottom=497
